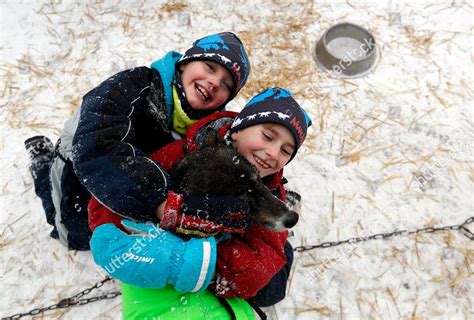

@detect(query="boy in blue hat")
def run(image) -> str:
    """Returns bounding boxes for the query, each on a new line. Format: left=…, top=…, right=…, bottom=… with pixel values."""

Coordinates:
left=24, top=32, right=250, bottom=250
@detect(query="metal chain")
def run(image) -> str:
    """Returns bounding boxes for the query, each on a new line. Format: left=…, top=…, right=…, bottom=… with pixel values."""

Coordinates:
left=3, top=218, right=473, bottom=318
left=2, top=276, right=121, bottom=320
left=294, top=216, right=473, bottom=252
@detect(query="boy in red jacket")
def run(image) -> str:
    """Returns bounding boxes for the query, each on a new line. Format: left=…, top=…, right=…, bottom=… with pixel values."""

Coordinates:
left=89, top=87, right=312, bottom=316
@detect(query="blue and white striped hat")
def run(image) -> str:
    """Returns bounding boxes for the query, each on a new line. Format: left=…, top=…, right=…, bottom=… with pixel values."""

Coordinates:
left=230, top=87, right=312, bottom=162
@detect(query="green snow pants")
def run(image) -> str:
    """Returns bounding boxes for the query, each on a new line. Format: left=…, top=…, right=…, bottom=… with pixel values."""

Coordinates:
left=121, top=283, right=256, bottom=319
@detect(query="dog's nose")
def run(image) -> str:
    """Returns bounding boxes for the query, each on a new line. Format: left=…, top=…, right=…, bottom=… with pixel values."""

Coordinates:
left=283, top=211, right=299, bottom=228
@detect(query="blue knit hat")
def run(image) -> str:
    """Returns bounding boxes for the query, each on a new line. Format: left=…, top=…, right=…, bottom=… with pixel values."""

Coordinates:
left=230, top=87, right=312, bottom=162
left=178, top=32, right=250, bottom=100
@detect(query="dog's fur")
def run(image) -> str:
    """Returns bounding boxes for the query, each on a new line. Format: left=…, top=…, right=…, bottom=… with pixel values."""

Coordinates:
left=169, top=129, right=298, bottom=232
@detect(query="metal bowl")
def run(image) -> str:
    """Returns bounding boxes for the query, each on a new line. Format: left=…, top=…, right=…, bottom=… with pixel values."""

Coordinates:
left=315, top=23, right=378, bottom=78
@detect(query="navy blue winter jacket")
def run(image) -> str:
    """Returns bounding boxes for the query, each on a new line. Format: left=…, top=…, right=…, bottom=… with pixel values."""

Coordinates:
left=72, top=52, right=183, bottom=222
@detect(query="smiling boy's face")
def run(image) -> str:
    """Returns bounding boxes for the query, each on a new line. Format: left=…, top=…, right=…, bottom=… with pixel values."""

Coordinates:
left=231, top=123, right=295, bottom=178
left=180, top=60, right=235, bottom=111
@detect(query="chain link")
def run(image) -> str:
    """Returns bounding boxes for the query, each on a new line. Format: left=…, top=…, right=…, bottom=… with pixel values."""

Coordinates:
left=294, top=216, right=473, bottom=252
left=2, top=277, right=121, bottom=320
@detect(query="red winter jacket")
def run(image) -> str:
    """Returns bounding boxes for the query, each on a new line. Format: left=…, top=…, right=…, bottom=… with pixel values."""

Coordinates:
left=88, top=111, right=288, bottom=299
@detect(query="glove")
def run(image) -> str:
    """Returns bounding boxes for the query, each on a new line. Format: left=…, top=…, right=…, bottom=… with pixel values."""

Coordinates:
left=90, top=220, right=217, bottom=292
left=160, top=191, right=249, bottom=237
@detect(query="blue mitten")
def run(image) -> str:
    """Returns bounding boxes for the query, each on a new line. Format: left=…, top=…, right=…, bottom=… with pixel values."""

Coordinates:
left=90, top=220, right=217, bottom=292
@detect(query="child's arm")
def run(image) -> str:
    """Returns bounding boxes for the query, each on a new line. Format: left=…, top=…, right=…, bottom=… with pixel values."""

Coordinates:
left=212, top=224, right=288, bottom=299
left=72, top=67, right=171, bottom=223
left=88, top=195, right=218, bottom=293
left=248, top=241, right=294, bottom=306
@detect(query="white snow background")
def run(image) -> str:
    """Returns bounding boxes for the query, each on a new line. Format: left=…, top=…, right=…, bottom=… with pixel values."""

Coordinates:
left=1, top=0, right=473, bottom=319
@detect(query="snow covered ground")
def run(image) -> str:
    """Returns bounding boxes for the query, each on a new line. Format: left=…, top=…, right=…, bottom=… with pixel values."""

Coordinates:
left=1, top=0, right=472, bottom=319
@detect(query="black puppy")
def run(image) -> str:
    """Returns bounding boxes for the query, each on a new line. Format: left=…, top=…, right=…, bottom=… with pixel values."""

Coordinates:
left=169, top=129, right=298, bottom=232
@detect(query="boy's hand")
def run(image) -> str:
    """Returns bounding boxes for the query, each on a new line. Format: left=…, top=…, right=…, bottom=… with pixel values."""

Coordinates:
left=160, top=191, right=249, bottom=237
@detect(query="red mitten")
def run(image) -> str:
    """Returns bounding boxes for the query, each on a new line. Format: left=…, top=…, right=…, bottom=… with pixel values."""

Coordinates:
left=160, top=191, right=249, bottom=238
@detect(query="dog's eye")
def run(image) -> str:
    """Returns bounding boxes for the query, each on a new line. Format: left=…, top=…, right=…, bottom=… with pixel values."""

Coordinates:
left=240, top=174, right=246, bottom=179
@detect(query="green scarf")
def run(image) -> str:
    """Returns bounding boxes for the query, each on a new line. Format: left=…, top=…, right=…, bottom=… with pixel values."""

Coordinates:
left=172, top=85, right=199, bottom=134
left=171, top=72, right=217, bottom=134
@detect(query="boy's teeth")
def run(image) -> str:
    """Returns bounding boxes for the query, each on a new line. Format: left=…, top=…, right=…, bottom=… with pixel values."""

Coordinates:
left=197, top=85, right=209, bottom=99
left=254, top=156, right=270, bottom=169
